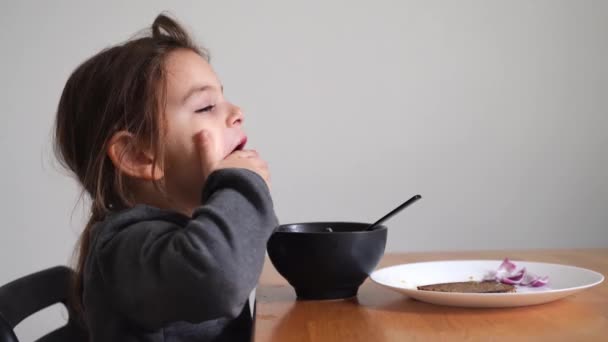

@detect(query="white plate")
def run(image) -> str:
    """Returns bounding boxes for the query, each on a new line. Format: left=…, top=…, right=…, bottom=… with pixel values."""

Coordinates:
left=370, top=260, right=604, bottom=308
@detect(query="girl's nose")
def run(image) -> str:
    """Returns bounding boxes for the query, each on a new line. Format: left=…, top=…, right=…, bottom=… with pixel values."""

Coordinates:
left=227, top=104, right=244, bottom=127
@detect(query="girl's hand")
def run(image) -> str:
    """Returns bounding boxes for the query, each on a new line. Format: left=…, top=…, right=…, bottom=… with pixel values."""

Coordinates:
left=195, top=130, right=271, bottom=190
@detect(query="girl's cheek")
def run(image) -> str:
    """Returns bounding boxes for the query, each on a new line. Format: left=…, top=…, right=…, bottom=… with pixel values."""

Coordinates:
left=221, top=134, right=233, bottom=158
left=217, top=129, right=238, bottom=159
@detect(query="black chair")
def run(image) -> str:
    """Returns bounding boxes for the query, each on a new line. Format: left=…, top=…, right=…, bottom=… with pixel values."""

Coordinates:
left=0, top=266, right=87, bottom=342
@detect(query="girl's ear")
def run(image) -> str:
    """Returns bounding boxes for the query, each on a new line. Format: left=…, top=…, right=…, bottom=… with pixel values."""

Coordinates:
left=107, top=131, right=164, bottom=181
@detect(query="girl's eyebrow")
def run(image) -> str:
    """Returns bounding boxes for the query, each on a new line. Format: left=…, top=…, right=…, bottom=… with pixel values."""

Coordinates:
left=181, top=84, right=224, bottom=104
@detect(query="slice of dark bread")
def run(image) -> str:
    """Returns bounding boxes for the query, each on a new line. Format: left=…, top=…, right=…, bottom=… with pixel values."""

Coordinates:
left=417, top=281, right=516, bottom=293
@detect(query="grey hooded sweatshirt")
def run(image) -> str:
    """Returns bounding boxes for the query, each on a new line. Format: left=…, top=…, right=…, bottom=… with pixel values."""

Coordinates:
left=82, top=168, right=278, bottom=341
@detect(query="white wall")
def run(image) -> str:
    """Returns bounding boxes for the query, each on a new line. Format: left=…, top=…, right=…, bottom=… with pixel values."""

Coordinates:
left=1, top=0, right=607, bottom=339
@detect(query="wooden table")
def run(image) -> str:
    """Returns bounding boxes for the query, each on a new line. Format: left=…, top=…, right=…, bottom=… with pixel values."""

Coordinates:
left=254, top=249, right=607, bottom=341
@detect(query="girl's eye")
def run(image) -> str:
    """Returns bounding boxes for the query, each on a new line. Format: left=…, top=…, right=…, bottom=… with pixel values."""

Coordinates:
left=195, top=105, right=215, bottom=113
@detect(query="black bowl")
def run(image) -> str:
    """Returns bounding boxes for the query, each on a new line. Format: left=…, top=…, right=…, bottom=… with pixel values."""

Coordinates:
left=267, top=222, right=387, bottom=300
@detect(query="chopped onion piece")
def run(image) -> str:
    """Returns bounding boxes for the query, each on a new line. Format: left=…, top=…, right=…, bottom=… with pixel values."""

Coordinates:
left=498, top=258, right=517, bottom=274
left=484, top=258, right=549, bottom=288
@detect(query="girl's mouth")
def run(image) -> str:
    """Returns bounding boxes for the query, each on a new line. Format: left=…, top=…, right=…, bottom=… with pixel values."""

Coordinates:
left=233, top=136, right=248, bottom=153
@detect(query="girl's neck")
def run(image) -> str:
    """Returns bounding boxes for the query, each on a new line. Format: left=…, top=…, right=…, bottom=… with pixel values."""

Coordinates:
left=131, top=181, right=195, bottom=217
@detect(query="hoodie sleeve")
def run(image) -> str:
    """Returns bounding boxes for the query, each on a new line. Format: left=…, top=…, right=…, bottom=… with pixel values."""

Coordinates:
left=94, top=168, right=278, bottom=330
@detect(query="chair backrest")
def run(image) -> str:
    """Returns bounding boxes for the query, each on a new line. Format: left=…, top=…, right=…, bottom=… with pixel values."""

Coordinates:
left=0, top=266, right=87, bottom=342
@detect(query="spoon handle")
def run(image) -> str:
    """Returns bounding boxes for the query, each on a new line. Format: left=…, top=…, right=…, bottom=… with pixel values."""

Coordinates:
left=367, top=194, right=422, bottom=231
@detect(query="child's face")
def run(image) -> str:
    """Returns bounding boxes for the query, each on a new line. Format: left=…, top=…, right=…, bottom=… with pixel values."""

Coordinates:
left=162, top=49, right=246, bottom=209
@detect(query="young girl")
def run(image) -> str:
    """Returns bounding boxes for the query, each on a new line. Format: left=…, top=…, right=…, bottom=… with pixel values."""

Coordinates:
left=54, top=13, right=277, bottom=341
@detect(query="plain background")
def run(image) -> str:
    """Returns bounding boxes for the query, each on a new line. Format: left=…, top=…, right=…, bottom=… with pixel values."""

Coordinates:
left=1, top=0, right=606, bottom=339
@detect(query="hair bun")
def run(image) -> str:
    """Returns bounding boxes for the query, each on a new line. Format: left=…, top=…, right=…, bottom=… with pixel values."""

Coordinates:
left=151, top=12, right=193, bottom=46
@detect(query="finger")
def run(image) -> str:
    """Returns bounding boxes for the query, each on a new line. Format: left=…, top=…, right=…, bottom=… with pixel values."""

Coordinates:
left=258, top=166, right=270, bottom=184
left=264, top=172, right=272, bottom=190
left=230, top=149, right=259, bottom=158
left=246, top=149, right=259, bottom=157
left=194, top=130, right=218, bottom=177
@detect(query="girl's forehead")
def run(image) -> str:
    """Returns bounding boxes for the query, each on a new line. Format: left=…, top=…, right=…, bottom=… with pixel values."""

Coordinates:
left=165, top=49, right=221, bottom=103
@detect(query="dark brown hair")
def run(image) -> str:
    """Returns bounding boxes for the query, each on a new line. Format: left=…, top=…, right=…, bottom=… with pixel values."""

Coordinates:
left=54, top=13, right=207, bottom=324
